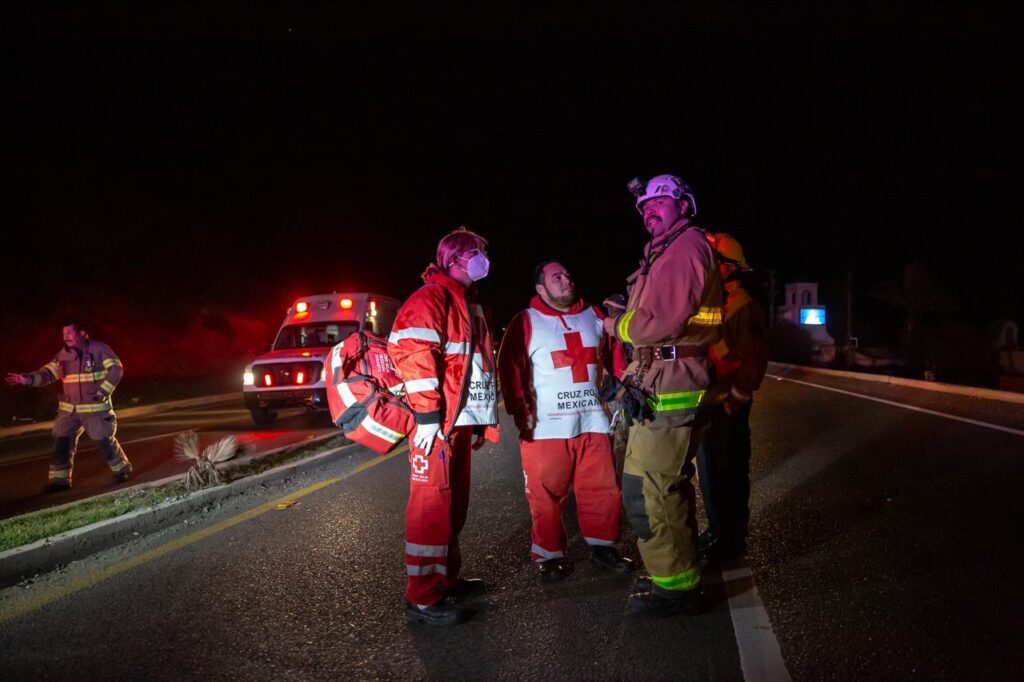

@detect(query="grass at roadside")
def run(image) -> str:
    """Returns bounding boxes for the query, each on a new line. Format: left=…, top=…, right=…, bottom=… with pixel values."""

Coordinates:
left=226, top=435, right=350, bottom=479
left=0, top=434, right=352, bottom=554
left=0, top=485, right=187, bottom=553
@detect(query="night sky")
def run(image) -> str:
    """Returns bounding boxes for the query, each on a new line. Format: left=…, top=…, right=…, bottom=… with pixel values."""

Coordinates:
left=6, top=4, right=1022, bottom=349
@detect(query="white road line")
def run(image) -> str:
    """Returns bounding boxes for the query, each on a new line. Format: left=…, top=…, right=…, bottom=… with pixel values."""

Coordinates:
left=721, top=562, right=793, bottom=682
left=722, top=372, right=1023, bottom=680
left=1, top=423, right=293, bottom=467
left=769, top=374, right=1024, bottom=438
left=0, top=429, right=196, bottom=467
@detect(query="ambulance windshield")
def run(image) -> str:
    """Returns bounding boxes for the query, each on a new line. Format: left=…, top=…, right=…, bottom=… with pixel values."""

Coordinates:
left=274, top=322, right=360, bottom=350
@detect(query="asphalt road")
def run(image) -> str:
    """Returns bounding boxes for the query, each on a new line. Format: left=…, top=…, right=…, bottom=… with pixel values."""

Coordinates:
left=0, top=401, right=337, bottom=519
left=1, top=373, right=1022, bottom=680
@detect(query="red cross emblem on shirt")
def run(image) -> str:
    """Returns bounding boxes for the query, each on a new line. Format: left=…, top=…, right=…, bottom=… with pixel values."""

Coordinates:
left=550, top=331, right=598, bottom=383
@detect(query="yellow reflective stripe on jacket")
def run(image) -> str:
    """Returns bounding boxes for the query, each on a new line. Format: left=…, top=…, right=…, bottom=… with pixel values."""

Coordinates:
left=63, top=371, right=106, bottom=384
left=689, top=306, right=722, bottom=326
left=58, top=401, right=112, bottom=413
left=646, top=389, right=705, bottom=412
left=617, top=310, right=636, bottom=344
left=651, top=566, right=701, bottom=591
left=44, top=362, right=61, bottom=378
left=100, top=380, right=116, bottom=394
left=102, top=358, right=122, bottom=369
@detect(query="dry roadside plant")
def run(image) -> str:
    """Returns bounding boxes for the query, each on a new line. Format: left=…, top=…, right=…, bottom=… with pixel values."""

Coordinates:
left=174, top=430, right=239, bottom=491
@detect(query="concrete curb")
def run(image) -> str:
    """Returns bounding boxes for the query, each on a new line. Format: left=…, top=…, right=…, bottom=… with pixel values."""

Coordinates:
left=0, top=437, right=363, bottom=589
left=768, top=362, right=1024, bottom=405
left=1, top=392, right=240, bottom=438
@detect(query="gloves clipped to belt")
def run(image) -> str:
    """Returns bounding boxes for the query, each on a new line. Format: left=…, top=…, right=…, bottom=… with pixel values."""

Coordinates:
left=599, top=375, right=651, bottom=427
left=598, top=375, right=623, bottom=403
left=619, top=386, right=652, bottom=427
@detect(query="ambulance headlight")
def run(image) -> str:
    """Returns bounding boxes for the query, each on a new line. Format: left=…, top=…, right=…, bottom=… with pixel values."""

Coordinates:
left=243, top=369, right=255, bottom=386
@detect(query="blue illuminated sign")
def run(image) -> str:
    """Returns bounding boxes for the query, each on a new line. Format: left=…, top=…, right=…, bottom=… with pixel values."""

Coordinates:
left=800, top=307, right=826, bottom=325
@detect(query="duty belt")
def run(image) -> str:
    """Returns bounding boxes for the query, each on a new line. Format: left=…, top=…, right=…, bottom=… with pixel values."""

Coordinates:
left=635, top=344, right=706, bottom=363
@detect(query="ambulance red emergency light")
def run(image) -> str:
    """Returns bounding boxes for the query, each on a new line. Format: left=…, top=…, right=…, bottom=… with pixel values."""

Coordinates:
left=242, top=293, right=400, bottom=425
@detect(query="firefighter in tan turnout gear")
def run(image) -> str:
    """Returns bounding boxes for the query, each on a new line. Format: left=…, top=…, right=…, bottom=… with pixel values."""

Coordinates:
left=6, top=319, right=132, bottom=491
left=603, top=174, right=723, bottom=615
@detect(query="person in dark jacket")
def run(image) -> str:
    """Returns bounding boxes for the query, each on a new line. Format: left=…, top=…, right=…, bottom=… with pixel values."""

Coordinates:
left=697, top=233, right=768, bottom=561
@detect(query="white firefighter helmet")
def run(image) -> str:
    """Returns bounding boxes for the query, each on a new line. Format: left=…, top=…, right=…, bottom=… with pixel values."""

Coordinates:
left=630, top=174, right=698, bottom=215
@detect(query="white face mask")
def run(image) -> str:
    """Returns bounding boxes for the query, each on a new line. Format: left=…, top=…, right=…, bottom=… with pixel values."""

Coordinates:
left=459, top=251, right=490, bottom=281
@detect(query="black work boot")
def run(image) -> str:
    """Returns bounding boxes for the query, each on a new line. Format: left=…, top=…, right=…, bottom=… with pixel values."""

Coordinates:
left=444, top=578, right=486, bottom=602
left=700, top=535, right=747, bottom=563
left=111, top=466, right=132, bottom=485
left=405, top=600, right=472, bottom=626
left=633, top=574, right=653, bottom=593
left=590, top=546, right=636, bottom=574
left=627, top=587, right=704, bottom=616
left=44, top=480, right=72, bottom=494
left=538, top=558, right=574, bottom=583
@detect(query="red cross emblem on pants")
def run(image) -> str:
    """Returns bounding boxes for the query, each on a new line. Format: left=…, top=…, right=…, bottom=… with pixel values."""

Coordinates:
left=550, top=331, right=598, bottom=383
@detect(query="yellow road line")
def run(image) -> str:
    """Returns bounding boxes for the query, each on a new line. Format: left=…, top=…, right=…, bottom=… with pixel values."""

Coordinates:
left=1, top=400, right=506, bottom=624
left=0, top=444, right=409, bottom=624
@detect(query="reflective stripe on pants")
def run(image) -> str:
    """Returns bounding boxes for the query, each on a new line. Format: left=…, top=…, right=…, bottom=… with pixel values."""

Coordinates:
left=519, top=432, right=621, bottom=561
left=50, top=411, right=131, bottom=480
left=405, top=426, right=474, bottom=607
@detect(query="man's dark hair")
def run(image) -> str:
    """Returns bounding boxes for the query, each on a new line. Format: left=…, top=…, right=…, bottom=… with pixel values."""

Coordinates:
left=534, top=259, right=565, bottom=287
left=62, top=317, right=87, bottom=333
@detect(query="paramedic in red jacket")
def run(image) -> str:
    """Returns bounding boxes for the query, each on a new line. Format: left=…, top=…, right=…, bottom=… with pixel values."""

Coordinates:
left=497, top=260, right=634, bottom=582
left=387, top=226, right=499, bottom=626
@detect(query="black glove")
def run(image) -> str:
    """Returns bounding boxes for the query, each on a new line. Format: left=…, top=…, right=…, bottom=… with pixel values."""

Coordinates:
left=599, top=375, right=623, bottom=403
left=620, top=385, right=651, bottom=427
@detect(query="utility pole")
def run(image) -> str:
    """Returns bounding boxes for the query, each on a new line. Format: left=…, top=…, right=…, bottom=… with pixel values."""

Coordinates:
left=766, top=270, right=777, bottom=327
left=844, top=270, right=854, bottom=366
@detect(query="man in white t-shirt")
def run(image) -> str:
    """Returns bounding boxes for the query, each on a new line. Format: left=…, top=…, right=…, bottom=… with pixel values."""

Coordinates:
left=498, top=260, right=634, bottom=582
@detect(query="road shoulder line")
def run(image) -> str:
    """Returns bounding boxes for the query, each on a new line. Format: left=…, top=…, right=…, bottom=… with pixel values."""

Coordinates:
left=770, top=374, right=1024, bottom=438
left=768, top=362, right=1024, bottom=404
left=0, top=392, right=240, bottom=439
left=721, top=562, right=793, bottom=682
left=0, top=439, right=362, bottom=590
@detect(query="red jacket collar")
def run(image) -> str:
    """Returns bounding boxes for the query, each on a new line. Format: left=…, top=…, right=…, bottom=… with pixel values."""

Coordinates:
left=530, top=295, right=587, bottom=316
left=427, top=272, right=470, bottom=299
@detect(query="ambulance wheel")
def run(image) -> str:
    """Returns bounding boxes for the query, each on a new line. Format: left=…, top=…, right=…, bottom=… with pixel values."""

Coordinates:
left=249, top=406, right=277, bottom=425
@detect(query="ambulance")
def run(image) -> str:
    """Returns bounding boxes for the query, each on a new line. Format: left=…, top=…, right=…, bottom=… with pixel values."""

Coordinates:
left=242, top=292, right=401, bottom=425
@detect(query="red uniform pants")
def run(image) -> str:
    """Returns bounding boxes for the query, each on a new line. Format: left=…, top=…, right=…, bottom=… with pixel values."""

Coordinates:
left=404, top=426, right=473, bottom=607
left=520, top=432, right=621, bottom=561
